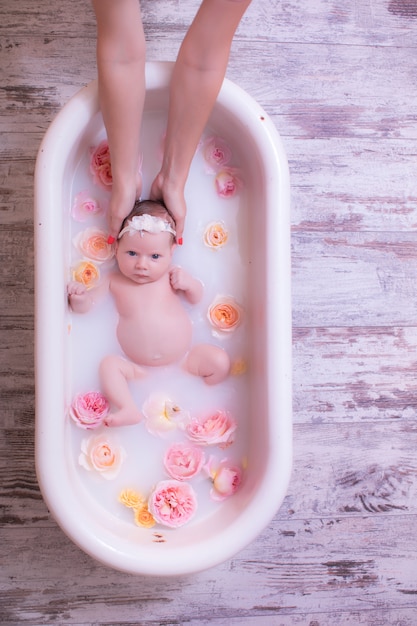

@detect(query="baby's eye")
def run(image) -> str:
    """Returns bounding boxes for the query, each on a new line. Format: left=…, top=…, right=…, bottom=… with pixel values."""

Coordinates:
left=151, top=253, right=161, bottom=260
left=127, top=251, right=137, bottom=257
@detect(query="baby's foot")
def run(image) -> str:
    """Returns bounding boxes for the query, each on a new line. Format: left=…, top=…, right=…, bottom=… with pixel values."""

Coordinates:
left=104, top=407, right=143, bottom=427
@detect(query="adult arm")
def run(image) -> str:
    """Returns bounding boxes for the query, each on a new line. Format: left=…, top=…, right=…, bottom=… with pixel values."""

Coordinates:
left=150, top=0, right=252, bottom=241
left=92, top=0, right=146, bottom=241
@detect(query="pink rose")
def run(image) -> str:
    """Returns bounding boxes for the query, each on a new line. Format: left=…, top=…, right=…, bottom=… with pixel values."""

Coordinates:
left=164, top=443, right=205, bottom=481
left=69, top=391, right=110, bottom=429
left=202, top=136, right=232, bottom=173
left=204, top=457, right=242, bottom=501
left=90, top=140, right=113, bottom=189
left=79, top=435, right=126, bottom=480
left=214, top=167, right=242, bottom=198
left=186, top=410, right=237, bottom=448
left=73, top=228, right=114, bottom=263
left=148, top=480, right=197, bottom=528
left=71, top=190, right=104, bottom=222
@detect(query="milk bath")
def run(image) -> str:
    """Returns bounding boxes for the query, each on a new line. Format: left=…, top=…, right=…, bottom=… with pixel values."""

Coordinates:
left=68, top=112, right=250, bottom=524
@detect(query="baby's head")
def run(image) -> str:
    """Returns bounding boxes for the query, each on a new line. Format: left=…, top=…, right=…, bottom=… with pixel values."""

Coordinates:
left=116, top=200, right=177, bottom=284
left=118, top=200, right=176, bottom=243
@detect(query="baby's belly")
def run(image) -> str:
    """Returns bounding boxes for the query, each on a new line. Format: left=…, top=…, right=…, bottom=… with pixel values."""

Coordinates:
left=117, top=315, right=193, bottom=367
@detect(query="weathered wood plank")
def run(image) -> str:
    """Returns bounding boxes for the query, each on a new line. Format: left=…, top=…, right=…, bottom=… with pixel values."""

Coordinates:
left=2, top=31, right=417, bottom=140
left=2, top=512, right=417, bottom=623
left=1, top=0, right=416, bottom=48
left=292, top=231, right=417, bottom=327
left=293, top=326, right=417, bottom=422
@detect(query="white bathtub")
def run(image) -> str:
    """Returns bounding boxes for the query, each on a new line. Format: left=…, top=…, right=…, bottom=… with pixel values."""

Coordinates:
left=34, top=62, right=292, bottom=576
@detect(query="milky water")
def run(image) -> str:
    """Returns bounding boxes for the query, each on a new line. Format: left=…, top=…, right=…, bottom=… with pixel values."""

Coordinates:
left=67, top=110, right=251, bottom=530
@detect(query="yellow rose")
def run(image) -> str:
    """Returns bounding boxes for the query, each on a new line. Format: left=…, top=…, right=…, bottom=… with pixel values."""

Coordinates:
left=119, top=489, right=144, bottom=509
left=134, top=506, right=156, bottom=529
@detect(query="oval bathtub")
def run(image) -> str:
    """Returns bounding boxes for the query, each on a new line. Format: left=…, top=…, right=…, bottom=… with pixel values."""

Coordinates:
left=34, top=61, right=292, bottom=576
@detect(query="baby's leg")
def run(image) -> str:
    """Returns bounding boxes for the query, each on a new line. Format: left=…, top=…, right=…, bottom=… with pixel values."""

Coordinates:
left=185, top=344, right=230, bottom=385
left=99, top=355, right=146, bottom=426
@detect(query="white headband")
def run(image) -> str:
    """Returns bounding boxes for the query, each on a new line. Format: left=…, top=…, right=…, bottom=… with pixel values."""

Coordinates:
left=118, top=214, right=176, bottom=239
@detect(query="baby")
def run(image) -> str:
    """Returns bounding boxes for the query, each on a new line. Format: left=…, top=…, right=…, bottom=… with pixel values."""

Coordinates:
left=68, top=199, right=230, bottom=426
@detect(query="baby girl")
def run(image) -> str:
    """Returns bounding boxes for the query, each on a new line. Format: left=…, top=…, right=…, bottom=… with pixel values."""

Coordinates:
left=68, top=199, right=230, bottom=426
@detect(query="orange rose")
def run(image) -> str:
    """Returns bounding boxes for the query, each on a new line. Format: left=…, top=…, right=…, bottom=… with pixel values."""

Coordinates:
left=208, top=296, right=242, bottom=333
left=73, top=228, right=114, bottom=263
left=72, top=260, right=100, bottom=289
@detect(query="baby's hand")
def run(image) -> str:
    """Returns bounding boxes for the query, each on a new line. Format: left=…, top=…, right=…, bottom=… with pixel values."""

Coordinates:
left=169, top=266, right=190, bottom=293
left=169, top=267, right=203, bottom=304
left=67, top=281, right=92, bottom=313
left=67, top=281, right=87, bottom=297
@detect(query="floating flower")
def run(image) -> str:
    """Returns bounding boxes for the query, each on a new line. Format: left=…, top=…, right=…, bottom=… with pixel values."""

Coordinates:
left=202, top=136, right=232, bottom=173
left=186, top=410, right=237, bottom=448
left=71, top=190, right=103, bottom=222
left=79, top=434, right=126, bottom=480
left=71, top=260, right=100, bottom=289
left=90, top=140, right=113, bottom=189
left=204, top=457, right=242, bottom=501
left=73, top=228, right=114, bottom=263
left=142, top=393, right=190, bottom=437
left=214, top=167, right=242, bottom=198
left=231, top=358, right=247, bottom=376
left=203, top=221, right=229, bottom=249
left=118, top=489, right=156, bottom=528
left=164, top=442, right=205, bottom=481
left=208, top=296, right=242, bottom=333
left=134, top=505, right=156, bottom=529
left=69, top=391, right=110, bottom=429
left=119, top=489, right=145, bottom=509
left=148, top=480, right=197, bottom=528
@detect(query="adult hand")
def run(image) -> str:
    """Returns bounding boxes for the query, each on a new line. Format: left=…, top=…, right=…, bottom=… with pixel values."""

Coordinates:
left=107, top=176, right=142, bottom=243
left=150, top=172, right=186, bottom=244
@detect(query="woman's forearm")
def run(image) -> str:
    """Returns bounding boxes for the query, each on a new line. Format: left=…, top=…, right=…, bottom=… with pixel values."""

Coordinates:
left=92, top=0, right=146, bottom=237
left=152, top=0, right=252, bottom=237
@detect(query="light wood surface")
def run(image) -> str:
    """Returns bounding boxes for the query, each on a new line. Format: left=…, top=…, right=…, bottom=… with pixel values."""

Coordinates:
left=2, top=0, right=417, bottom=623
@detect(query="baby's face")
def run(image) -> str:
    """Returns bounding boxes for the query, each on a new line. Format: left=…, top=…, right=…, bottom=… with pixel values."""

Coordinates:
left=116, top=230, right=175, bottom=284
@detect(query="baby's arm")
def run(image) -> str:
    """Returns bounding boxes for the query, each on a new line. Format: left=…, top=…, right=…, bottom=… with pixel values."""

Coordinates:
left=67, top=278, right=109, bottom=314
left=169, top=266, right=203, bottom=305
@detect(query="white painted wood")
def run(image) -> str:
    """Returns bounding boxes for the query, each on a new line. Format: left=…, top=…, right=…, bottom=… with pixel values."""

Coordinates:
left=2, top=0, right=417, bottom=622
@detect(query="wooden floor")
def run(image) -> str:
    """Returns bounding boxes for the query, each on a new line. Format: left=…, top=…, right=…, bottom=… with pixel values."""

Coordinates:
left=2, top=0, right=417, bottom=623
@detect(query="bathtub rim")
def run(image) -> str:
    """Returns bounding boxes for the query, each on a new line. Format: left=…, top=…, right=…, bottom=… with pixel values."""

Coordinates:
left=34, top=61, right=292, bottom=576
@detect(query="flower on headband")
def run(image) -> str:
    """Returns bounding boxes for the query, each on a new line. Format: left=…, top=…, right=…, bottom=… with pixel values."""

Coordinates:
left=118, top=214, right=176, bottom=239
